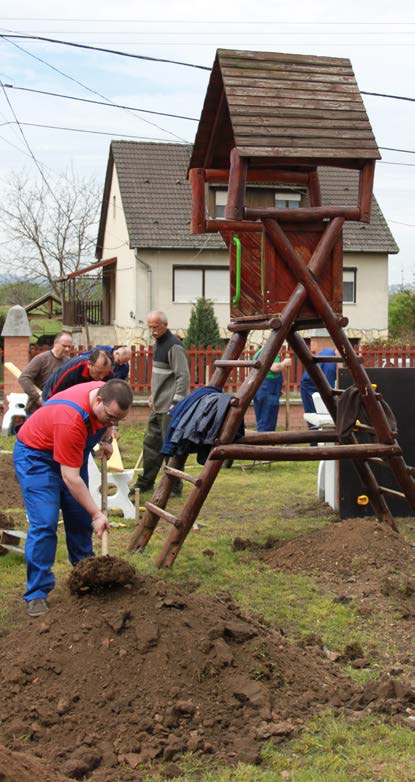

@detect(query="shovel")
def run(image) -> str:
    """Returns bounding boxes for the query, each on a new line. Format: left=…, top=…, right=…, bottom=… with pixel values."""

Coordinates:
left=101, top=455, right=109, bottom=556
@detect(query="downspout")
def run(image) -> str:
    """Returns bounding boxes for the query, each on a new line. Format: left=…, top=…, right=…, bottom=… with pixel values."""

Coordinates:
left=134, top=250, right=153, bottom=331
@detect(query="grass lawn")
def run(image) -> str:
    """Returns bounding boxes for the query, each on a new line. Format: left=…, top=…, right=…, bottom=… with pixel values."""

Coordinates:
left=1, top=423, right=414, bottom=781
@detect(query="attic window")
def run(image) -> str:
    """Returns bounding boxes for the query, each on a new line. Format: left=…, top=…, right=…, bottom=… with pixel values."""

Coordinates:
left=274, top=192, right=302, bottom=209
left=112, top=195, right=116, bottom=219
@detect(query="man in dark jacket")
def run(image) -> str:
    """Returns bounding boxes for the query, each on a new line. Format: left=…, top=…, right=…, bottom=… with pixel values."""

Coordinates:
left=131, top=310, right=190, bottom=496
left=42, top=349, right=113, bottom=401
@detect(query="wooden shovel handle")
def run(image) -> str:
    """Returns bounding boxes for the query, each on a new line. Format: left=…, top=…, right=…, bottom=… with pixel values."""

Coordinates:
left=101, top=456, right=108, bottom=556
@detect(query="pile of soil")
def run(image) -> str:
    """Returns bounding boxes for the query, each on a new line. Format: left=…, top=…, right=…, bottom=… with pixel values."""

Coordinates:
left=259, top=518, right=415, bottom=579
left=3, top=573, right=412, bottom=781
left=0, top=453, right=24, bottom=510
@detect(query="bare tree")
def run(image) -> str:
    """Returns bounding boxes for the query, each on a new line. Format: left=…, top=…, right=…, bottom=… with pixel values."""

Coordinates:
left=0, top=170, right=102, bottom=301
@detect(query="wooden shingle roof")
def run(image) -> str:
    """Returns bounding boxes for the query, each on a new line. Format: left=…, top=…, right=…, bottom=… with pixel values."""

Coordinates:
left=190, top=49, right=380, bottom=169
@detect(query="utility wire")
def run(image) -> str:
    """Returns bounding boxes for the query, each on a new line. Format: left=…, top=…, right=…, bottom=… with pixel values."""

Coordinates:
left=3, top=84, right=199, bottom=121
left=0, top=119, right=186, bottom=142
left=2, top=33, right=415, bottom=104
left=0, top=33, right=211, bottom=70
left=0, top=81, right=64, bottom=209
left=2, top=35, right=190, bottom=142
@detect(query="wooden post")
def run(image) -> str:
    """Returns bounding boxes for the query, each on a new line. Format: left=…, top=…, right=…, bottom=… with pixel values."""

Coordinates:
left=189, top=168, right=206, bottom=234
left=358, top=161, right=376, bottom=223
left=308, top=170, right=322, bottom=207
left=225, top=147, right=248, bottom=221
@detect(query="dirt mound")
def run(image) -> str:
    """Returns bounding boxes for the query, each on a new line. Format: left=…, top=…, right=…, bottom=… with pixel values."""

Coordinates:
left=0, top=453, right=24, bottom=510
left=260, top=518, right=415, bottom=578
left=0, top=576, right=367, bottom=780
left=0, top=742, right=69, bottom=782
left=68, top=556, right=137, bottom=594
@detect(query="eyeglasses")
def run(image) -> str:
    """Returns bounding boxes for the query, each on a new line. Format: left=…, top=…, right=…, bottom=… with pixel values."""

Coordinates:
left=101, top=402, right=126, bottom=424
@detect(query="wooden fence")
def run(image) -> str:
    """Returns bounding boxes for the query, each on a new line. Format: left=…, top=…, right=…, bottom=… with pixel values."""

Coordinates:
left=2, top=344, right=415, bottom=399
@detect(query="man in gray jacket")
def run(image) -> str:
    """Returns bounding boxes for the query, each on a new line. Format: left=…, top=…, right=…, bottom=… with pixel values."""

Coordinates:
left=18, top=332, right=73, bottom=415
left=132, top=310, right=190, bottom=496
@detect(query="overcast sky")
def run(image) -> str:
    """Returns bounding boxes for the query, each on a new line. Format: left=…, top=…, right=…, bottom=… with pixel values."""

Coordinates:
left=0, top=0, right=414, bottom=286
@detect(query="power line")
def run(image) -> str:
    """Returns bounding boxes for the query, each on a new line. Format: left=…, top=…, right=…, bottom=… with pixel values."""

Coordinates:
left=2, top=34, right=415, bottom=104
left=380, top=147, right=415, bottom=154
left=0, top=33, right=211, bottom=70
left=2, top=18, right=415, bottom=24
left=362, top=91, right=415, bottom=102
left=0, top=81, right=64, bottom=209
left=3, top=84, right=199, bottom=122
left=0, top=119, right=187, bottom=142
left=2, top=36, right=190, bottom=143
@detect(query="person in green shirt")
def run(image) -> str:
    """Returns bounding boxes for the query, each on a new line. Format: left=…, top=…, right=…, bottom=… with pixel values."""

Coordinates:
left=253, top=348, right=292, bottom=431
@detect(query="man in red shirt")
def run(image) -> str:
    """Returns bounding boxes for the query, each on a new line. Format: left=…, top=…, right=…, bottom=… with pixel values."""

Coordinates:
left=14, top=379, right=133, bottom=617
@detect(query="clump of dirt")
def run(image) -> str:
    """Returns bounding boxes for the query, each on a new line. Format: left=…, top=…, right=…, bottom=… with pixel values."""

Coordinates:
left=0, top=453, right=24, bottom=510
left=260, top=518, right=415, bottom=579
left=0, top=574, right=388, bottom=781
left=68, top=556, right=137, bottom=595
left=0, top=510, right=15, bottom=529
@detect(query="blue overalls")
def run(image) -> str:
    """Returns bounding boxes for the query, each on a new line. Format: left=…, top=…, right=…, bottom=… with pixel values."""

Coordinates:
left=13, top=399, right=106, bottom=603
left=253, top=375, right=283, bottom=432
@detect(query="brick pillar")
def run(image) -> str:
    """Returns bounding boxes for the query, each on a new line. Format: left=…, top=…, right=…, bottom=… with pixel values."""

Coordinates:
left=1, top=305, right=32, bottom=413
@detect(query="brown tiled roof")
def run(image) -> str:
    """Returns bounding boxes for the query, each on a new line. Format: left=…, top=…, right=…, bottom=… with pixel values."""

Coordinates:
left=96, top=141, right=397, bottom=257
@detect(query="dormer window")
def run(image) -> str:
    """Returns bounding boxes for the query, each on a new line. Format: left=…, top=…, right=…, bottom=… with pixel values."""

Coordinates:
left=274, top=192, right=302, bottom=209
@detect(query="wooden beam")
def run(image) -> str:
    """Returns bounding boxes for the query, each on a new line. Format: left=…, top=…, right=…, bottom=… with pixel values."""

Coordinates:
left=358, top=160, right=376, bottom=223
left=189, top=168, right=206, bottom=234
left=225, top=147, right=248, bottom=221
left=245, top=206, right=360, bottom=222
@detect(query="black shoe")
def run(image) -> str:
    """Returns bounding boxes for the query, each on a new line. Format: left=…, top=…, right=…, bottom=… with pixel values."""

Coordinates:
left=171, top=486, right=183, bottom=497
left=27, top=598, right=49, bottom=617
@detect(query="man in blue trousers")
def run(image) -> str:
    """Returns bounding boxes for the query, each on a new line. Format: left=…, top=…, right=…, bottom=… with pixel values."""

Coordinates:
left=253, top=349, right=292, bottom=432
left=14, top=378, right=133, bottom=618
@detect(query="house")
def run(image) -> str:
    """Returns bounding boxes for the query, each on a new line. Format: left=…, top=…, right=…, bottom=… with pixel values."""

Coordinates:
left=83, top=140, right=398, bottom=345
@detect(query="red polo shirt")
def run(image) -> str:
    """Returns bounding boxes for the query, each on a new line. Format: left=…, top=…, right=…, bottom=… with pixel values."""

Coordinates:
left=17, top=381, right=105, bottom=467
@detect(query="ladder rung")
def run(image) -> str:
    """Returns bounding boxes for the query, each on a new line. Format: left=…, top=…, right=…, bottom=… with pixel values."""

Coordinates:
left=378, top=486, right=406, bottom=499
left=144, top=502, right=181, bottom=528
left=354, top=423, right=376, bottom=434
left=0, top=544, right=25, bottom=555
left=209, top=443, right=402, bottom=462
left=214, top=359, right=261, bottom=368
left=163, top=465, right=202, bottom=487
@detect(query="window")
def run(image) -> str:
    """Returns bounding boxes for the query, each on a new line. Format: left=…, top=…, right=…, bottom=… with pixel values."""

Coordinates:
left=215, top=190, right=228, bottom=218
left=343, top=268, right=357, bottom=304
left=173, top=267, right=229, bottom=303
left=274, top=192, right=302, bottom=209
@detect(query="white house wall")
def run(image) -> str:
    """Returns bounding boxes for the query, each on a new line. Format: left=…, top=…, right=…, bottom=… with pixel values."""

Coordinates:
left=101, top=167, right=137, bottom=328
left=343, top=251, right=388, bottom=338
left=136, top=248, right=231, bottom=333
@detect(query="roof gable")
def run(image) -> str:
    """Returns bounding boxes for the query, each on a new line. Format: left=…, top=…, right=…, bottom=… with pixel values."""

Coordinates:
left=190, top=48, right=380, bottom=169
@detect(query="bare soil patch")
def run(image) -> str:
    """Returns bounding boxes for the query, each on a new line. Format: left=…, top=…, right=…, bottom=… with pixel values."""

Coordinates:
left=0, top=452, right=24, bottom=510
left=2, top=573, right=413, bottom=780
left=247, top=518, right=415, bottom=677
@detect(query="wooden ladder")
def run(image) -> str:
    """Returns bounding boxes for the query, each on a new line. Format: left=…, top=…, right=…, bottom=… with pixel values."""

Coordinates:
left=128, top=217, right=415, bottom=566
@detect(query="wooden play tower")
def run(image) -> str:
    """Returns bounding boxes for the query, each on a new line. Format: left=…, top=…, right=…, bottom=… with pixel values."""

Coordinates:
left=129, top=49, right=415, bottom=565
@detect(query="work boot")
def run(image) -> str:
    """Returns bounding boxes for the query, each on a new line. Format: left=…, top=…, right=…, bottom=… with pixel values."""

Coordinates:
left=27, top=598, right=49, bottom=618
